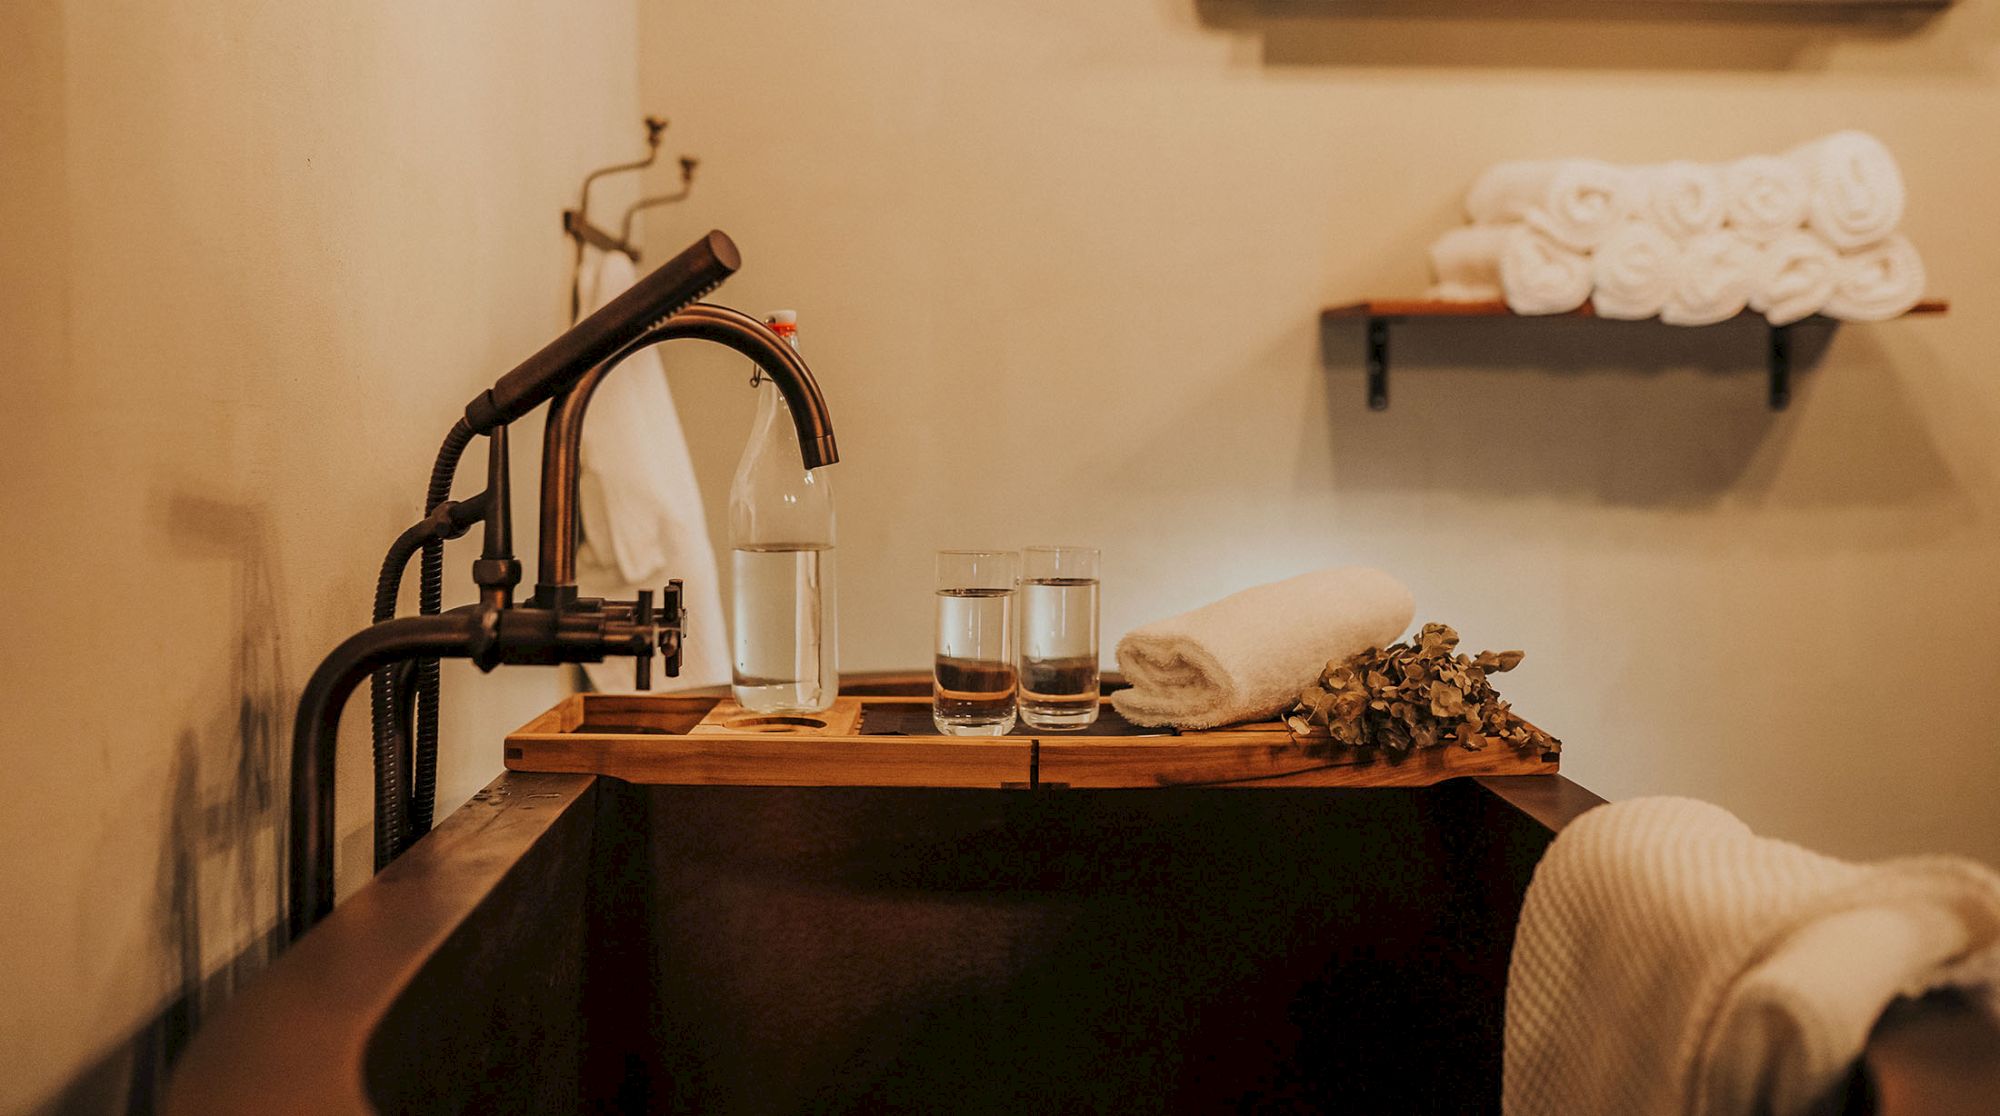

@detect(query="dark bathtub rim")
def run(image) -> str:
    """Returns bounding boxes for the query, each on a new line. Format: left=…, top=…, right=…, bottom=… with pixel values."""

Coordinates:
left=164, top=770, right=599, bottom=1115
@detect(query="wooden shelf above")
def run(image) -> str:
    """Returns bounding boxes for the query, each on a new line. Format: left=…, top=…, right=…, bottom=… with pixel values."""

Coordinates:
left=1321, top=297, right=1949, bottom=411
left=1322, top=297, right=1949, bottom=321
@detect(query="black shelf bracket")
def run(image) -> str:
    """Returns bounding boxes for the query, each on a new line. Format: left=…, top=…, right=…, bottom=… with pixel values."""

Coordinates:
left=1366, top=316, right=1391, bottom=411
left=1768, top=322, right=1793, bottom=411
left=1361, top=314, right=1802, bottom=413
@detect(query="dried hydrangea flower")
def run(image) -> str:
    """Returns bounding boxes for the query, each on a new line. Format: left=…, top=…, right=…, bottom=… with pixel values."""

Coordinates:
left=1283, top=623, right=1560, bottom=757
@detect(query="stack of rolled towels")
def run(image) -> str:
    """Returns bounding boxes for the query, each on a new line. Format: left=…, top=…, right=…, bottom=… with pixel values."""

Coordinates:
left=1427, top=131, right=1926, bottom=325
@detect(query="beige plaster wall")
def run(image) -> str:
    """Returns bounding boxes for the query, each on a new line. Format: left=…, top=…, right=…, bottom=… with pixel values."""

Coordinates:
left=6, top=2, right=1998, bottom=1108
left=0, top=2, right=639, bottom=1109
left=640, top=1, right=2000, bottom=863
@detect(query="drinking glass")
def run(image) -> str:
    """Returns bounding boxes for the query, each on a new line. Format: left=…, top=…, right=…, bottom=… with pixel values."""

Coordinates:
left=1017, top=546, right=1100, bottom=730
left=933, top=550, right=1018, bottom=736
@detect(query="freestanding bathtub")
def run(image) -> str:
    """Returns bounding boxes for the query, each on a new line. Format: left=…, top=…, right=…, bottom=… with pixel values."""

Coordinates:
left=164, top=679, right=1988, bottom=1114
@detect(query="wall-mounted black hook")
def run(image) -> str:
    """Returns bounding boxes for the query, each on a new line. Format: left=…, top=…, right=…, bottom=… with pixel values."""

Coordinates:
left=564, top=117, right=705, bottom=322
left=565, top=116, right=669, bottom=260
left=565, top=116, right=669, bottom=320
left=618, top=155, right=700, bottom=249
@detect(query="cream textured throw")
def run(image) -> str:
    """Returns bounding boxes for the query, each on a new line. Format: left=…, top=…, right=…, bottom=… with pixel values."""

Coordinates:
left=1506, top=797, right=2000, bottom=1116
left=1109, top=567, right=1413, bottom=731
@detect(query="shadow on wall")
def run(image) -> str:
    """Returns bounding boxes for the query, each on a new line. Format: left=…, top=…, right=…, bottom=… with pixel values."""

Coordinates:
left=1190, top=0, right=1956, bottom=72
left=1316, top=315, right=1964, bottom=518
left=35, top=493, right=290, bottom=1116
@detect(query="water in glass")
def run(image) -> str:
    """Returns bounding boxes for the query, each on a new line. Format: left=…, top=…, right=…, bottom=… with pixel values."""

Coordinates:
left=933, top=586, right=1016, bottom=735
left=1018, top=575, right=1100, bottom=729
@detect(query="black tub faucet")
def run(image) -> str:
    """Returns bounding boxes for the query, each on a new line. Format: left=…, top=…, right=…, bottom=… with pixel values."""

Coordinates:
left=286, top=232, right=840, bottom=939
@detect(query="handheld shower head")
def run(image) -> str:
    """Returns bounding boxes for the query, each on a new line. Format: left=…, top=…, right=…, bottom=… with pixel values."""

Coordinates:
left=462, top=229, right=740, bottom=434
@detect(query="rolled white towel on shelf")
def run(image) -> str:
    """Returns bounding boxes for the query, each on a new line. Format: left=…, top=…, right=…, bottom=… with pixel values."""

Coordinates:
left=1792, top=130, right=1906, bottom=251
left=1590, top=222, right=1682, bottom=321
left=1642, top=161, right=1726, bottom=241
left=1661, top=230, right=1760, bottom=326
left=1823, top=233, right=1926, bottom=321
left=1109, top=567, right=1414, bottom=731
left=1466, top=160, right=1559, bottom=225
left=1527, top=160, right=1643, bottom=251
left=1500, top=225, right=1593, bottom=316
left=1505, top=796, right=2000, bottom=1116
left=1429, top=281, right=1503, bottom=303
left=1749, top=231, right=1839, bottom=326
left=1469, top=159, right=1641, bottom=251
left=1426, top=225, right=1510, bottom=302
left=1723, top=154, right=1810, bottom=244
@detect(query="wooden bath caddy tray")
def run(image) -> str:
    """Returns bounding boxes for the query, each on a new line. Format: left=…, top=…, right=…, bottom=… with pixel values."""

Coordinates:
left=505, top=693, right=1558, bottom=790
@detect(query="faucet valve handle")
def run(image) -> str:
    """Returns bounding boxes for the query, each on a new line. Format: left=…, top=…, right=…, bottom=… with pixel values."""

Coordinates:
left=632, top=589, right=655, bottom=691
left=660, top=579, right=685, bottom=679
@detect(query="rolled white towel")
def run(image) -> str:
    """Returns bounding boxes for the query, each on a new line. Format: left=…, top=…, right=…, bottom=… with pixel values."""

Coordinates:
left=1823, top=233, right=1926, bottom=321
left=1527, top=160, right=1644, bottom=251
left=1469, top=159, right=1642, bottom=250
left=1661, top=231, right=1760, bottom=326
left=1426, top=225, right=1510, bottom=302
left=1642, top=161, right=1726, bottom=241
left=1723, top=154, right=1810, bottom=244
left=1109, top=567, right=1414, bottom=731
left=1749, top=231, right=1839, bottom=326
left=1791, top=130, right=1906, bottom=251
left=1590, top=222, right=1682, bottom=321
left=1500, top=225, right=1593, bottom=316
left=1428, top=280, right=1504, bottom=303
left=1466, top=160, right=1558, bottom=225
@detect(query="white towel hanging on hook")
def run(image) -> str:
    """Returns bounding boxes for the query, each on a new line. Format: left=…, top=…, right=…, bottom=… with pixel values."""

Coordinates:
left=573, top=248, right=731, bottom=692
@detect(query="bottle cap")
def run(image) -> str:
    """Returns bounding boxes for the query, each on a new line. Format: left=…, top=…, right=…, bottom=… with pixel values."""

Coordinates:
left=766, top=309, right=797, bottom=339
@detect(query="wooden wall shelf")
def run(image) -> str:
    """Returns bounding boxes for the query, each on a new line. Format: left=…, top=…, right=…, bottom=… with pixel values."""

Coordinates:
left=1322, top=298, right=1949, bottom=412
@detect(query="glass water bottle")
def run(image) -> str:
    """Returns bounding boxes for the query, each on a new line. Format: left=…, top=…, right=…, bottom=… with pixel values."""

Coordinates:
left=727, top=311, right=838, bottom=713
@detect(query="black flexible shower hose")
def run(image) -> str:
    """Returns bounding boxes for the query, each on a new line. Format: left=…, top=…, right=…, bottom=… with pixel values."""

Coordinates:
left=414, top=422, right=472, bottom=842
left=366, top=419, right=474, bottom=870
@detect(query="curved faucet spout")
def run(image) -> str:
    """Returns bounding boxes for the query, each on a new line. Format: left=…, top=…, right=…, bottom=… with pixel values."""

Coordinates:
left=535, top=302, right=838, bottom=602
left=644, top=303, right=837, bottom=469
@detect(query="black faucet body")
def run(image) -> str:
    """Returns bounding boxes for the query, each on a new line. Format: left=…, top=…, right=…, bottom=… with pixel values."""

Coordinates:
left=286, top=232, right=838, bottom=938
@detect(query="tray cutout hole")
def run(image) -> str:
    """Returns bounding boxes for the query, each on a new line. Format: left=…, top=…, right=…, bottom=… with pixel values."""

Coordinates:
left=723, top=714, right=829, bottom=733
left=569, top=694, right=720, bottom=736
